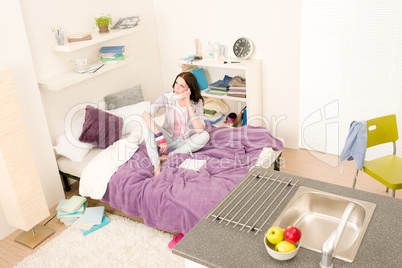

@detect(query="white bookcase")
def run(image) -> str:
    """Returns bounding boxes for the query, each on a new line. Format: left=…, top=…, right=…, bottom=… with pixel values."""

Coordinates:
left=179, top=59, right=262, bottom=126
left=38, top=25, right=144, bottom=91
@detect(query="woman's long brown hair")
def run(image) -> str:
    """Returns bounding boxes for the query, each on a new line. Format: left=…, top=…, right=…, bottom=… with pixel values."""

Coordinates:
left=172, top=72, right=204, bottom=104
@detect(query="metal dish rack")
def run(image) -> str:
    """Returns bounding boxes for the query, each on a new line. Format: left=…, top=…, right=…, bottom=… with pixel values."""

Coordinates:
left=206, top=167, right=299, bottom=235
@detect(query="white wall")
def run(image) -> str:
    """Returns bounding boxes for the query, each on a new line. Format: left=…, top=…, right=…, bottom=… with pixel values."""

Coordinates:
left=20, top=0, right=163, bottom=143
left=152, top=0, right=302, bottom=148
left=0, top=0, right=64, bottom=239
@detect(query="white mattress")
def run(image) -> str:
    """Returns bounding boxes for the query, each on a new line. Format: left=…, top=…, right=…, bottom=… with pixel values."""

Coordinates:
left=57, top=148, right=103, bottom=178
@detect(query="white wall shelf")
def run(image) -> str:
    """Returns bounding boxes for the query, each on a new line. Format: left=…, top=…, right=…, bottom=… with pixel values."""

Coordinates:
left=179, top=59, right=262, bottom=126
left=40, top=24, right=144, bottom=91
left=51, top=25, right=144, bottom=52
left=38, top=58, right=134, bottom=91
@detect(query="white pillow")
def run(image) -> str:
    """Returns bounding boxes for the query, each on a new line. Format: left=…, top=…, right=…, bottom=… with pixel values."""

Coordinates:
left=109, top=101, right=150, bottom=136
left=54, top=117, right=94, bottom=162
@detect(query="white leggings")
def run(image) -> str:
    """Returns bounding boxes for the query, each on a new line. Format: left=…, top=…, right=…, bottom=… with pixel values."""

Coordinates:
left=143, top=123, right=210, bottom=165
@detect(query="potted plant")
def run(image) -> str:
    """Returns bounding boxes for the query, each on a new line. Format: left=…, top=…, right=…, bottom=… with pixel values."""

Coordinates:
left=95, top=14, right=113, bottom=33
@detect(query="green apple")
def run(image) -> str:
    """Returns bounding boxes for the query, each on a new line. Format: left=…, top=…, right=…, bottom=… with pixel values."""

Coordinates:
left=266, top=227, right=284, bottom=245
left=275, top=241, right=296, bottom=252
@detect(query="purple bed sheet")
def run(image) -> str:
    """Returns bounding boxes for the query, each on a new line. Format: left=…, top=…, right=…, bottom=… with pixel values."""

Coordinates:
left=101, top=123, right=284, bottom=234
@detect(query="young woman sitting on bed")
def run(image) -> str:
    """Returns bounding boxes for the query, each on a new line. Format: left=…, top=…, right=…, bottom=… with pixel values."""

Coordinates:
left=142, top=72, right=210, bottom=177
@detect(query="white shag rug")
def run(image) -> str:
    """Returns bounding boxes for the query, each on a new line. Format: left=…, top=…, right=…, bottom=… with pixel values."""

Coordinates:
left=15, top=214, right=185, bottom=268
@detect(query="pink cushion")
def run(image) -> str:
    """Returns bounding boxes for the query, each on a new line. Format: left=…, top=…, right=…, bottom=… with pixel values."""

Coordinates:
left=79, top=105, right=123, bottom=148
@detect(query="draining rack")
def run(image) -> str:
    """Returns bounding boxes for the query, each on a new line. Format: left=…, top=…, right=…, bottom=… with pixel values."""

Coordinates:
left=206, top=167, right=299, bottom=235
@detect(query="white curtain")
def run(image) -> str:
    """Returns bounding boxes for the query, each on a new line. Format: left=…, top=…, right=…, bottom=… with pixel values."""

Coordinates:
left=300, top=0, right=402, bottom=161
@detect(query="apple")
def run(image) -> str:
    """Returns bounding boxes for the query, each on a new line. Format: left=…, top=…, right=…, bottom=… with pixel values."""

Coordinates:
left=275, top=240, right=296, bottom=252
left=266, top=227, right=284, bottom=245
left=284, top=226, right=302, bottom=243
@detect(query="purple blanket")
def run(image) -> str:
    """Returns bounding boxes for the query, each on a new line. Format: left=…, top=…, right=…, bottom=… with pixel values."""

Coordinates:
left=101, top=123, right=284, bottom=234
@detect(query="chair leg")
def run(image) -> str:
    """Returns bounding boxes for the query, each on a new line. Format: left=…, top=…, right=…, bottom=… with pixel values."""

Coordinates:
left=392, top=189, right=395, bottom=198
left=352, top=168, right=359, bottom=188
left=386, top=187, right=389, bottom=193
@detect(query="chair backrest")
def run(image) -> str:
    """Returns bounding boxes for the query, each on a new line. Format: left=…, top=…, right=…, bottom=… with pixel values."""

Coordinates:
left=366, top=114, right=399, bottom=148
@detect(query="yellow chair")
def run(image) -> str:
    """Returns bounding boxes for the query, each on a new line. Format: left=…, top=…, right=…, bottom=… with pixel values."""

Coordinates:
left=353, top=114, right=402, bottom=197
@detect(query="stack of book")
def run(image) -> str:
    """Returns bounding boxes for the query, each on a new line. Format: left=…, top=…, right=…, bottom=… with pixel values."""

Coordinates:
left=68, top=32, right=92, bottom=43
left=208, top=80, right=229, bottom=95
left=72, top=206, right=109, bottom=236
left=99, top=46, right=125, bottom=62
left=56, top=195, right=87, bottom=226
left=228, top=86, right=246, bottom=98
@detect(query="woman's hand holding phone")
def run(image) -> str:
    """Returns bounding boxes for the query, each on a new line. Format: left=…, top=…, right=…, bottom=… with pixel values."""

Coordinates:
left=173, top=89, right=191, bottom=101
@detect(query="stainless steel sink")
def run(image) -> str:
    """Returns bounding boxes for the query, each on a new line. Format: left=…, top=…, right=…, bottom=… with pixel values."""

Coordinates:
left=271, top=186, right=376, bottom=262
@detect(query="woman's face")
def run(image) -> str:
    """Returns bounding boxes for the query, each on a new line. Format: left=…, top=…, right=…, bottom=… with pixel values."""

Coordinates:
left=174, top=76, right=190, bottom=95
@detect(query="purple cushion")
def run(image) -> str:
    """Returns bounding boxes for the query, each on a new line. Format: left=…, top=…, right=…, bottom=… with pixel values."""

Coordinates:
left=79, top=106, right=123, bottom=148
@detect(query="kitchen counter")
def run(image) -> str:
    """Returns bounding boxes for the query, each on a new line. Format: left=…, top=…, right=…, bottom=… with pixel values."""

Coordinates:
left=173, top=167, right=401, bottom=267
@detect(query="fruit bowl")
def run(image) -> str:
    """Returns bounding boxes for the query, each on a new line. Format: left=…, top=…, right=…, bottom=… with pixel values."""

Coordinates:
left=264, top=236, right=300, bottom=261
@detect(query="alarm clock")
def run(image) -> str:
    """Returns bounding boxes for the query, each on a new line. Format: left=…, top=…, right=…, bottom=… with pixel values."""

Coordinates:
left=233, top=37, right=254, bottom=59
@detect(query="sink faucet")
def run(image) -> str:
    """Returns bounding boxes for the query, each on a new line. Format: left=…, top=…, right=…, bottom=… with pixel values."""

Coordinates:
left=320, top=202, right=355, bottom=268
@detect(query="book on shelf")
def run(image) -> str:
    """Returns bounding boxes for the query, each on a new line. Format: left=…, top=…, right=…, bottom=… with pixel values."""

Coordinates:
left=59, top=195, right=87, bottom=213
left=101, top=54, right=125, bottom=62
left=68, top=32, right=92, bottom=42
left=81, top=206, right=105, bottom=225
left=99, top=46, right=125, bottom=54
left=80, top=215, right=110, bottom=236
left=100, top=52, right=123, bottom=59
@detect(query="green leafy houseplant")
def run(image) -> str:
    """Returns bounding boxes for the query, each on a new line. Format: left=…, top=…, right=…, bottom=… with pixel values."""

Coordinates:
left=95, top=14, right=113, bottom=33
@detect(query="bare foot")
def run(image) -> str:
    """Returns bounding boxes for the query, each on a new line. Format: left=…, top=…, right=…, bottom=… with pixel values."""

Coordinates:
left=160, top=154, right=170, bottom=163
left=153, top=164, right=161, bottom=177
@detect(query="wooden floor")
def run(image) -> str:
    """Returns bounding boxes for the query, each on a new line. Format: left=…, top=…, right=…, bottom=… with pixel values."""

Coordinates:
left=0, top=148, right=399, bottom=267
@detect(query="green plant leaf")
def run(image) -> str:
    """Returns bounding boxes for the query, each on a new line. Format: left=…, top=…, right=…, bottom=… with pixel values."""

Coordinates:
left=95, top=13, right=113, bottom=26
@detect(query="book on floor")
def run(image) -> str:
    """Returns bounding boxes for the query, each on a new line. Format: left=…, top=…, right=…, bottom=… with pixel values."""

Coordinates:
left=57, top=202, right=87, bottom=218
left=72, top=215, right=96, bottom=231
left=59, top=217, right=79, bottom=223
left=79, top=215, right=110, bottom=236
left=56, top=199, right=67, bottom=211
left=81, top=206, right=105, bottom=225
left=59, top=195, right=87, bottom=213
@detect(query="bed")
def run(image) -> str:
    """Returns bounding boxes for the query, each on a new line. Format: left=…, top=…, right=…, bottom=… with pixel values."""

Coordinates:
left=55, top=86, right=284, bottom=234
